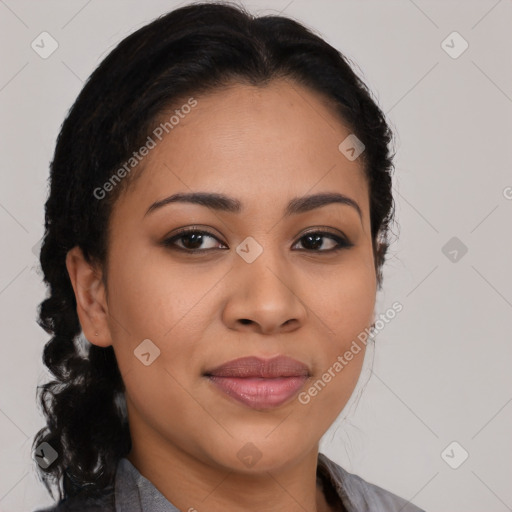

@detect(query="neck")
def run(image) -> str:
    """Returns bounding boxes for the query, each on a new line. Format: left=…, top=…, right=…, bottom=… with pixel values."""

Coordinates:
left=127, top=437, right=334, bottom=512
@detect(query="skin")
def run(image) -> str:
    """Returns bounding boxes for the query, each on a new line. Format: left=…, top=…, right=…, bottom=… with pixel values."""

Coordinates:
left=66, top=79, right=377, bottom=512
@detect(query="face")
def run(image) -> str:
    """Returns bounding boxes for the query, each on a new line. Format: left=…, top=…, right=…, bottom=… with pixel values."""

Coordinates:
left=69, top=79, right=377, bottom=473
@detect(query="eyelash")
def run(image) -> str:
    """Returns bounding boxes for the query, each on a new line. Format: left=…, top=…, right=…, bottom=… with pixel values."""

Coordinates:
left=161, top=227, right=353, bottom=254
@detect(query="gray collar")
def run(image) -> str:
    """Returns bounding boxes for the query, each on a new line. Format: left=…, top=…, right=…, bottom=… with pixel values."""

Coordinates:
left=114, top=452, right=425, bottom=512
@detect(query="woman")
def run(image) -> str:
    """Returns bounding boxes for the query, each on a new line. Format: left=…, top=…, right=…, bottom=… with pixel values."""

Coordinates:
left=32, top=2, right=425, bottom=511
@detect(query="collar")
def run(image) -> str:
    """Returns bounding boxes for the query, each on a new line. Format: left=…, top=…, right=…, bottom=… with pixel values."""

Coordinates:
left=113, top=452, right=424, bottom=512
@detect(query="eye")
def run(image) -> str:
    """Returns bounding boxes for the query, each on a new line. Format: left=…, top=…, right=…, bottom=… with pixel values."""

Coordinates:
left=292, top=230, right=353, bottom=252
left=162, top=228, right=226, bottom=252
left=162, top=227, right=352, bottom=254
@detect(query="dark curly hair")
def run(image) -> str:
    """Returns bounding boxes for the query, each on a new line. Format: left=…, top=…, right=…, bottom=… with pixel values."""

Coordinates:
left=32, top=0, right=396, bottom=503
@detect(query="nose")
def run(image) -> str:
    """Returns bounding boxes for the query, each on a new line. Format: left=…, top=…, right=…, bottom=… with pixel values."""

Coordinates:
left=221, top=248, right=308, bottom=335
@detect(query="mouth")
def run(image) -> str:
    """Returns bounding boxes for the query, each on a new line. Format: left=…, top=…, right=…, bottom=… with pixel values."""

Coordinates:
left=203, top=355, right=311, bottom=410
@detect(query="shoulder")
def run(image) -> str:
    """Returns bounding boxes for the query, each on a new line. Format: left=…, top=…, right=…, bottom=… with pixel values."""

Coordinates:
left=31, top=486, right=115, bottom=512
left=318, top=452, right=426, bottom=512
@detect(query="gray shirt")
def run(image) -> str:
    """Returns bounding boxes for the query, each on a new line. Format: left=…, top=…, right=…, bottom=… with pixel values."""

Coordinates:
left=34, top=453, right=426, bottom=511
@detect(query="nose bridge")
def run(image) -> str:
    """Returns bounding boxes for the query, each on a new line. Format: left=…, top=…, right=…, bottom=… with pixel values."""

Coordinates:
left=236, top=233, right=290, bottom=296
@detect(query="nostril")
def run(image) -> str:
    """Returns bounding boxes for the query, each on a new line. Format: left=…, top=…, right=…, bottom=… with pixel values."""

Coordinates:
left=239, top=319, right=252, bottom=325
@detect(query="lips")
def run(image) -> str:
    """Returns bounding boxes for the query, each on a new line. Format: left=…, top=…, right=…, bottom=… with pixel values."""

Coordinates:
left=204, top=355, right=310, bottom=378
left=204, top=355, right=310, bottom=409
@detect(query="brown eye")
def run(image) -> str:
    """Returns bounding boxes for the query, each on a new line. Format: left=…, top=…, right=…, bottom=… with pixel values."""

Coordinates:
left=293, top=231, right=353, bottom=252
left=162, top=229, right=227, bottom=252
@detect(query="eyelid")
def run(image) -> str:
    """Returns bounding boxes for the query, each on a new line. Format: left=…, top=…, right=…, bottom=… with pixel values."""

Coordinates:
left=169, top=225, right=222, bottom=238
left=299, top=226, right=350, bottom=240
left=162, top=226, right=227, bottom=251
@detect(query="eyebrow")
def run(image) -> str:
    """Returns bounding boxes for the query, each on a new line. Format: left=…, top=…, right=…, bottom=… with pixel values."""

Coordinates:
left=144, top=191, right=362, bottom=220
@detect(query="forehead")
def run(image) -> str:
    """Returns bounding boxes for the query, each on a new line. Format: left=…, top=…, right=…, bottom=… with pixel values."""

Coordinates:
left=113, top=79, right=369, bottom=223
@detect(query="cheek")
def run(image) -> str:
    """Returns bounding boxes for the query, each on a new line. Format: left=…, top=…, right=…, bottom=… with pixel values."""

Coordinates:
left=105, top=250, right=222, bottom=386
left=309, top=259, right=376, bottom=343
left=303, top=257, right=375, bottom=398
left=297, top=266, right=373, bottom=427
left=121, top=357, right=213, bottom=459
left=106, top=248, right=214, bottom=339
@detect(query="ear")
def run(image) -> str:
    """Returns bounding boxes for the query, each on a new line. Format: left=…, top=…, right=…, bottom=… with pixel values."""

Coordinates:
left=65, top=246, right=112, bottom=348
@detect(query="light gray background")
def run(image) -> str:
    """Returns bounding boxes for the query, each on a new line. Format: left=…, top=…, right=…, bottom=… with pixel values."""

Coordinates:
left=1, top=1, right=511, bottom=511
